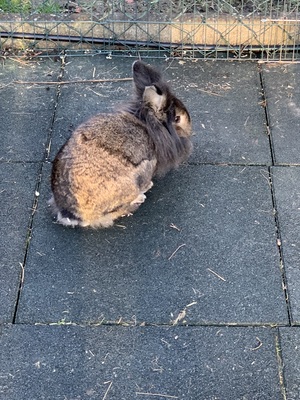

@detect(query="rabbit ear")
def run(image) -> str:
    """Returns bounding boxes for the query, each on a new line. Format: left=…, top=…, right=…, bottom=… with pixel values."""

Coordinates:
left=132, top=61, right=162, bottom=94
left=143, top=86, right=166, bottom=111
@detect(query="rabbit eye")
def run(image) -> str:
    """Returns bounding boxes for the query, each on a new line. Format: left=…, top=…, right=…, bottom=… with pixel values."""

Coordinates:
left=175, top=115, right=181, bottom=123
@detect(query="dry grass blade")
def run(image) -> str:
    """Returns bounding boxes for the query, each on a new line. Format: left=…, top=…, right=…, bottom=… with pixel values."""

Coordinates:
left=168, top=243, right=186, bottom=260
left=207, top=268, right=226, bottom=282
left=136, top=392, right=178, bottom=399
left=250, top=337, right=263, bottom=351
left=102, top=381, right=113, bottom=400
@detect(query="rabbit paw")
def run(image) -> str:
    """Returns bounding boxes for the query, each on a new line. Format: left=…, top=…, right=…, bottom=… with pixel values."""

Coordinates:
left=131, top=193, right=146, bottom=205
left=122, top=193, right=147, bottom=216
left=56, top=210, right=80, bottom=227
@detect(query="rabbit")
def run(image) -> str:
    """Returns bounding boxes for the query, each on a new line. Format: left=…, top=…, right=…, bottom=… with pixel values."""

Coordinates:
left=49, top=60, right=192, bottom=228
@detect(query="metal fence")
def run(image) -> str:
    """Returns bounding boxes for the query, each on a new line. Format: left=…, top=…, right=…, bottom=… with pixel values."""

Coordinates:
left=0, top=1, right=299, bottom=61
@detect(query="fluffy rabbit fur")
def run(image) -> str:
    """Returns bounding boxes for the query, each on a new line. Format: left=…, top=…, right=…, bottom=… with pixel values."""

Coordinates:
left=50, top=60, right=192, bottom=228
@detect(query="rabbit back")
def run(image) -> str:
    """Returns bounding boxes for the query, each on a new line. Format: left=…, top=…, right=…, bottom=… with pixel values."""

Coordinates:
left=51, top=113, right=156, bottom=227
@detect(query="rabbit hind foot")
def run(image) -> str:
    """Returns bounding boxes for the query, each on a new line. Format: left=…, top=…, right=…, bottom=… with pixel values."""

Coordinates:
left=123, top=193, right=147, bottom=215
left=48, top=196, right=81, bottom=227
left=56, top=209, right=81, bottom=228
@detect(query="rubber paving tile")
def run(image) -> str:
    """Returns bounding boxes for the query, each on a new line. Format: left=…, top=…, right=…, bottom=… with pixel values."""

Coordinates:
left=262, top=63, right=300, bottom=165
left=0, top=162, right=40, bottom=322
left=166, top=59, right=272, bottom=165
left=0, top=325, right=282, bottom=400
left=272, top=166, right=300, bottom=324
left=49, top=57, right=272, bottom=165
left=16, top=164, right=287, bottom=325
left=49, top=56, right=134, bottom=159
left=0, top=59, right=60, bottom=162
left=0, top=56, right=295, bottom=400
left=280, top=327, right=300, bottom=400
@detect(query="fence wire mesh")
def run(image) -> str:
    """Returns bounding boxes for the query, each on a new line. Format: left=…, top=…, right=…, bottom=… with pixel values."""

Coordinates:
left=0, top=1, right=299, bottom=60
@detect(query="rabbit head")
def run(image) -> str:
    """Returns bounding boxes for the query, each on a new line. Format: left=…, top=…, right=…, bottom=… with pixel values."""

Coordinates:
left=126, top=60, right=192, bottom=176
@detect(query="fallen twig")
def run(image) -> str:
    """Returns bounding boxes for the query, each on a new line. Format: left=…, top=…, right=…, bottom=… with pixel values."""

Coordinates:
left=197, top=88, right=223, bottom=96
left=258, top=60, right=300, bottom=64
left=13, top=77, right=133, bottom=85
left=170, top=223, right=181, bottom=231
left=171, top=301, right=197, bottom=325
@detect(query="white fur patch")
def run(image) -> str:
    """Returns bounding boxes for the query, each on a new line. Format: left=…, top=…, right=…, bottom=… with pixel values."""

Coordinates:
left=57, top=212, right=80, bottom=227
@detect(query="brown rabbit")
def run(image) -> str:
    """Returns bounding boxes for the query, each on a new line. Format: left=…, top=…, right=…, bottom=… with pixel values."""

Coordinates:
left=49, top=60, right=192, bottom=228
